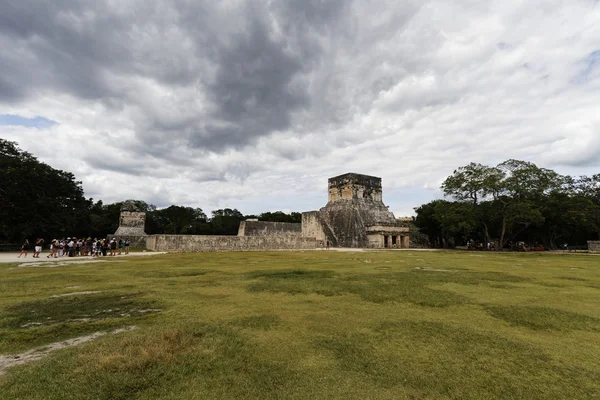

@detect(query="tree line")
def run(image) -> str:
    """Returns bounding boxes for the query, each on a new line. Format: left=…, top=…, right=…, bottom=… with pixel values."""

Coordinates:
left=4, top=138, right=598, bottom=250
left=415, top=160, right=600, bottom=249
left=0, top=139, right=300, bottom=246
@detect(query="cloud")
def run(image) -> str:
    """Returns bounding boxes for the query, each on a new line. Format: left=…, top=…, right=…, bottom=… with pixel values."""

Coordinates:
left=1, top=0, right=600, bottom=216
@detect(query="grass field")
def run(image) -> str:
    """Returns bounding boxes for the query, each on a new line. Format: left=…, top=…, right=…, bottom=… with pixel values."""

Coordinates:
left=1, top=250, right=599, bottom=399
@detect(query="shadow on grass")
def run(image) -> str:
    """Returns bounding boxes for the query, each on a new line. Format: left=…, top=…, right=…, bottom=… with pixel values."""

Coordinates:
left=314, top=320, right=600, bottom=399
left=0, top=293, right=162, bottom=352
left=139, top=269, right=215, bottom=278
left=484, top=305, right=600, bottom=331
left=247, top=269, right=530, bottom=308
left=1, top=324, right=297, bottom=400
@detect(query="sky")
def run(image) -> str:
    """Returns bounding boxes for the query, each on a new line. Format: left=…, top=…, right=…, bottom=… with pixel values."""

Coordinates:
left=1, top=0, right=599, bottom=217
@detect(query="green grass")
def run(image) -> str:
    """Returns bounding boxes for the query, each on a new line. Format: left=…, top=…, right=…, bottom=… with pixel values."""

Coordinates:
left=1, top=250, right=600, bottom=399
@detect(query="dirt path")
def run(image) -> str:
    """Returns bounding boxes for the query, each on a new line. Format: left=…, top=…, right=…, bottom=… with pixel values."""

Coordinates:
left=0, top=326, right=136, bottom=376
left=0, top=251, right=167, bottom=264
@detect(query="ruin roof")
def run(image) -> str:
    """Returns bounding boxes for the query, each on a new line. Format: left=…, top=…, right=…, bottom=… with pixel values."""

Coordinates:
left=328, top=173, right=382, bottom=188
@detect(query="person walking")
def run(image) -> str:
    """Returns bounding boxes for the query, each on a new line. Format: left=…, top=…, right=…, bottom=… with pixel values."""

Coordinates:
left=67, top=237, right=75, bottom=257
left=18, top=239, right=30, bottom=258
left=101, top=239, right=108, bottom=257
left=95, top=238, right=102, bottom=257
left=124, top=239, right=130, bottom=255
left=110, top=238, right=117, bottom=256
left=47, top=239, right=57, bottom=258
left=33, top=237, right=44, bottom=258
left=118, top=238, right=124, bottom=255
left=86, top=237, right=93, bottom=256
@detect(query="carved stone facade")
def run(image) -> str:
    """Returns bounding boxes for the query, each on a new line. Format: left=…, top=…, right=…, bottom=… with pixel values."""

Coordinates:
left=302, top=173, right=409, bottom=248
left=113, top=201, right=147, bottom=246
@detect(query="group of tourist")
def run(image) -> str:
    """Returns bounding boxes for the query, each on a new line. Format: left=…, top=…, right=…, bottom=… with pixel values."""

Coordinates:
left=18, top=237, right=131, bottom=258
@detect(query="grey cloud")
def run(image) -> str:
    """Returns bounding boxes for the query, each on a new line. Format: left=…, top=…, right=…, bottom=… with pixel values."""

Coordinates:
left=195, top=20, right=308, bottom=150
left=84, top=152, right=157, bottom=177
left=0, top=1, right=131, bottom=100
left=0, top=76, right=22, bottom=102
left=3, top=0, right=600, bottom=216
left=0, top=0, right=352, bottom=155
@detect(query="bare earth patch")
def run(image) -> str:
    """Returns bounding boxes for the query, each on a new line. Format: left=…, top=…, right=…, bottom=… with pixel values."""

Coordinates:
left=414, top=267, right=454, bottom=272
left=0, top=326, right=136, bottom=376
left=50, top=291, right=103, bottom=298
left=12, top=260, right=125, bottom=269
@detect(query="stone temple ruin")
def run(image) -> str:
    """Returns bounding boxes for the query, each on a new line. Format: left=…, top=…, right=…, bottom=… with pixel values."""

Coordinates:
left=115, top=173, right=409, bottom=251
left=301, top=173, right=409, bottom=248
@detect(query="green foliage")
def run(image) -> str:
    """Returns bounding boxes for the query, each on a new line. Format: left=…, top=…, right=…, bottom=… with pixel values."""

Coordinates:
left=148, top=206, right=208, bottom=234
left=420, top=158, right=600, bottom=248
left=0, top=139, right=308, bottom=241
left=414, top=200, right=478, bottom=247
left=208, top=208, right=244, bottom=235
left=0, top=139, right=91, bottom=242
left=258, top=211, right=302, bottom=223
left=441, top=162, right=504, bottom=205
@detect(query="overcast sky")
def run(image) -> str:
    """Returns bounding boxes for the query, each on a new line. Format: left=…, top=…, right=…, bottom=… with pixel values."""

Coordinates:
left=1, top=0, right=599, bottom=216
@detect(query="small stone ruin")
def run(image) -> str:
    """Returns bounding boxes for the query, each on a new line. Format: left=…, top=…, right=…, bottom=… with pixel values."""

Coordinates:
left=112, top=201, right=147, bottom=247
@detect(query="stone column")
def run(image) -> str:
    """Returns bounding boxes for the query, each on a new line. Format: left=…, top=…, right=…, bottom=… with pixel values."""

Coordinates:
left=401, top=236, right=410, bottom=249
left=386, top=235, right=392, bottom=249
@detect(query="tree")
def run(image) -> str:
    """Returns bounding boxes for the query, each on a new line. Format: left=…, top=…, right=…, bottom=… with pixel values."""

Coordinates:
left=0, top=139, right=90, bottom=242
left=438, top=159, right=593, bottom=249
left=414, top=200, right=478, bottom=248
left=441, top=163, right=504, bottom=243
left=258, top=211, right=302, bottom=223
left=151, top=206, right=208, bottom=234
left=441, top=163, right=504, bottom=205
left=210, top=209, right=245, bottom=235
left=493, top=160, right=562, bottom=247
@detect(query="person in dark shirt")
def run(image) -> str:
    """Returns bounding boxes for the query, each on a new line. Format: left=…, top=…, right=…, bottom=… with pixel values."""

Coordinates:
left=18, top=239, right=30, bottom=258
left=101, top=239, right=108, bottom=257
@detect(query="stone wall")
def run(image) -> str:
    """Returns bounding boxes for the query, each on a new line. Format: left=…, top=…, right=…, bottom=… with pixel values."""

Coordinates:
left=588, top=241, right=600, bottom=253
left=106, top=234, right=147, bottom=248
left=146, top=235, right=316, bottom=252
left=238, top=220, right=301, bottom=237
left=301, top=212, right=327, bottom=242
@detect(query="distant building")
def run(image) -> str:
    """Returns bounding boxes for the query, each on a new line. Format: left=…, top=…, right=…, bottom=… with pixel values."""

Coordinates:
left=141, top=173, right=410, bottom=252
left=301, top=173, right=409, bottom=248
